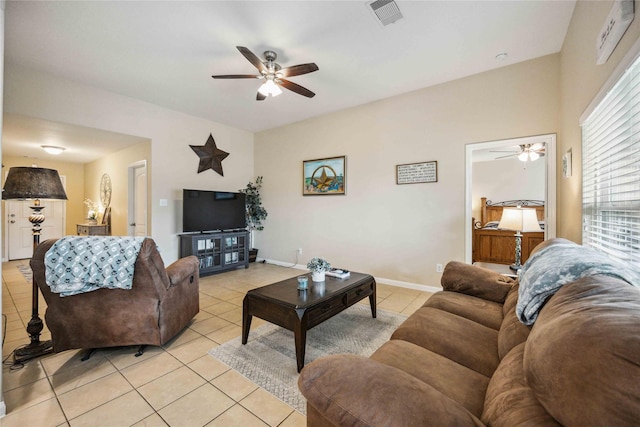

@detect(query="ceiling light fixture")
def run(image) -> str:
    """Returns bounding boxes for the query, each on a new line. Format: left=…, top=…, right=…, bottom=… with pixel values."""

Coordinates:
left=258, top=77, right=282, bottom=97
left=41, top=145, right=66, bottom=155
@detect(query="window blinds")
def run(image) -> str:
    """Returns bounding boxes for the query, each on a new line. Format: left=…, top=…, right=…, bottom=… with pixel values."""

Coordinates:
left=582, top=55, right=640, bottom=265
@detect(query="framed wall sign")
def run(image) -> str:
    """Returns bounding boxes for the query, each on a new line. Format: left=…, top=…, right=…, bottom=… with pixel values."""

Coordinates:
left=396, top=161, right=438, bottom=185
left=303, top=156, right=346, bottom=195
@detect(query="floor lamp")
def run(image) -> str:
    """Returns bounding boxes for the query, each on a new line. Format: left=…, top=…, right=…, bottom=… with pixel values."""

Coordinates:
left=498, top=207, right=542, bottom=271
left=2, top=166, right=68, bottom=363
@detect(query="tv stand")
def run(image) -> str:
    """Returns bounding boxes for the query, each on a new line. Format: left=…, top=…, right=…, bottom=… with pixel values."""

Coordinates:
left=179, top=230, right=249, bottom=276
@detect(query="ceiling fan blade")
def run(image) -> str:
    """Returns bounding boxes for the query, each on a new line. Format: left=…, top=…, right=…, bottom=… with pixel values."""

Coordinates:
left=278, top=79, right=315, bottom=98
left=256, top=92, right=266, bottom=101
left=212, top=74, right=259, bottom=79
left=495, top=154, right=516, bottom=159
left=279, top=63, right=319, bottom=78
left=237, top=46, right=267, bottom=73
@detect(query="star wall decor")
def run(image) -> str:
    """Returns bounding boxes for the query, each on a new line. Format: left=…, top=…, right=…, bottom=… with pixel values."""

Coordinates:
left=190, top=133, right=229, bottom=176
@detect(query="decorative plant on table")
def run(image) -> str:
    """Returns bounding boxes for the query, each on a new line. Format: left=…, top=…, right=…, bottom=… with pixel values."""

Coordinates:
left=307, top=257, right=331, bottom=282
left=84, top=198, right=99, bottom=223
left=240, top=176, right=268, bottom=258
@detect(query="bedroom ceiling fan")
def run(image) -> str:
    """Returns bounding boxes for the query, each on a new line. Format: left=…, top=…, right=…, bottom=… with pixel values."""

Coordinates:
left=212, top=46, right=319, bottom=101
left=492, top=143, right=546, bottom=162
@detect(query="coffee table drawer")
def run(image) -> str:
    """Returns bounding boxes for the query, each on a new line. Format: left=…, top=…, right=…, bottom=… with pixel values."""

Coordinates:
left=346, top=282, right=374, bottom=305
left=307, top=298, right=346, bottom=325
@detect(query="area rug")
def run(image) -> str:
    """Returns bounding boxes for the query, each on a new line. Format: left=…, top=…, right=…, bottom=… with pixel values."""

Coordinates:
left=208, top=304, right=407, bottom=414
left=17, top=264, right=32, bottom=283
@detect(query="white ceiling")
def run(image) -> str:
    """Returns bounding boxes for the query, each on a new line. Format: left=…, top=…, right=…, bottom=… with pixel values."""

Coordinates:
left=3, top=0, right=576, bottom=163
left=2, top=114, right=149, bottom=165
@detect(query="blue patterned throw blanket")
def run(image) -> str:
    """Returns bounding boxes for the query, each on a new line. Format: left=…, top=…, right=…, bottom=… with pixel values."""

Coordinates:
left=517, top=241, right=640, bottom=325
left=45, top=236, right=145, bottom=297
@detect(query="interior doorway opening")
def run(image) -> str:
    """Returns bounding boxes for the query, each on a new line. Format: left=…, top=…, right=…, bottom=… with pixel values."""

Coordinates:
left=464, top=134, right=557, bottom=264
left=128, top=160, right=148, bottom=237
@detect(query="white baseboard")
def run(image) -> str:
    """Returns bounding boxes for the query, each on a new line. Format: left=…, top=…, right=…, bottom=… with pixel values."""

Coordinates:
left=374, top=276, right=442, bottom=294
left=259, top=258, right=442, bottom=294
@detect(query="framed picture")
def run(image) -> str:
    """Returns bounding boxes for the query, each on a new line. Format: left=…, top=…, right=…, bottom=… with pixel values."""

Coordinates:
left=396, top=161, right=438, bottom=185
left=303, top=156, right=346, bottom=195
left=563, top=149, right=572, bottom=178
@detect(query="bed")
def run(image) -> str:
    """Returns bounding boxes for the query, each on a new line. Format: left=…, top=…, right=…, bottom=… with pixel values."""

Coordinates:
left=472, top=197, right=545, bottom=265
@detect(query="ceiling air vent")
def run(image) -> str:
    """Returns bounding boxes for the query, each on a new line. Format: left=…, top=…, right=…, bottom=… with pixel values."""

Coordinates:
left=367, top=0, right=403, bottom=26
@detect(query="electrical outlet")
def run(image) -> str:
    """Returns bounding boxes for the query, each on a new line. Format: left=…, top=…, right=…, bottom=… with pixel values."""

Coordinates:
left=436, top=264, right=443, bottom=273
left=297, top=248, right=303, bottom=255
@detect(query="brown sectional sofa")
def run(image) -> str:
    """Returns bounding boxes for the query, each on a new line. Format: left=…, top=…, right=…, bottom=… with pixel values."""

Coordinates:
left=298, top=238, right=640, bottom=426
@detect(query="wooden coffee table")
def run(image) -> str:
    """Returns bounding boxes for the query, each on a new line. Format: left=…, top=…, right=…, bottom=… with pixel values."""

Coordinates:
left=242, top=272, right=376, bottom=372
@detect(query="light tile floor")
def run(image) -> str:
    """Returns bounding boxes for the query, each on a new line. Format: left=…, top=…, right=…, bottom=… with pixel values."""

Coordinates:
left=1, top=260, right=433, bottom=426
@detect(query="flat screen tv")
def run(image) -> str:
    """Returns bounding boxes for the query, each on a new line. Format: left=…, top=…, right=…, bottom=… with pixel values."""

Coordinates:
left=183, top=189, right=246, bottom=233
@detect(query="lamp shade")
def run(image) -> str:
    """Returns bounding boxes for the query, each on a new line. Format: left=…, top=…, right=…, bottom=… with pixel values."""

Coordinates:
left=498, top=207, right=541, bottom=232
left=2, top=167, right=68, bottom=200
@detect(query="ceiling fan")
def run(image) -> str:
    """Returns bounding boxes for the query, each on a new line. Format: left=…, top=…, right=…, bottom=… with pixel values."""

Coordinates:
left=212, top=46, right=319, bottom=101
left=492, top=143, right=546, bottom=162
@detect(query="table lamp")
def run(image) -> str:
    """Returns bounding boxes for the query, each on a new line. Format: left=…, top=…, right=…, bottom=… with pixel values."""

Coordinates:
left=498, top=207, right=542, bottom=271
left=2, top=166, right=68, bottom=363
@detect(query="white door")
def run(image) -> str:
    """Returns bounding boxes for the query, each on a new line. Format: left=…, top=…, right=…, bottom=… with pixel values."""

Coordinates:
left=128, top=161, right=147, bottom=236
left=7, top=199, right=65, bottom=260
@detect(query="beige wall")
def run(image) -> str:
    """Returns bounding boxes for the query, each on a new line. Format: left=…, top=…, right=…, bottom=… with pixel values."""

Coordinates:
left=558, top=0, right=640, bottom=243
left=256, top=54, right=560, bottom=287
left=85, top=141, right=151, bottom=236
left=7, top=1, right=639, bottom=286
left=2, top=156, right=85, bottom=236
left=472, top=157, right=546, bottom=222
left=4, top=64, right=255, bottom=263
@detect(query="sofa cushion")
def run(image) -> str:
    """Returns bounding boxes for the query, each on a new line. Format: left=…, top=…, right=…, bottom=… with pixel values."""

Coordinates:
left=525, top=276, right=640, bottom=426
left=371, top=339, right=490, bottom=418
left=299, top=354, right=484, bottom=427
left=424, top=291, right=503, bottom=330
left=498, top=285, right=531, bottom=359
left=482, top=343, right=561, bottom=426
left=442, top=261, right=515, bottom=303
left=502, top=283, right=519, bottom=317
left=497, top=304, right=531, bottom=360
left=391, top=306, right=499, bottom=377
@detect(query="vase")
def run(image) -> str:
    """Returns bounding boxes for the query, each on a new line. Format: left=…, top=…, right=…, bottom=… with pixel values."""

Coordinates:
left=312, top=271, right=325, bottom=282
left=88, top=219, right=98, bottom=225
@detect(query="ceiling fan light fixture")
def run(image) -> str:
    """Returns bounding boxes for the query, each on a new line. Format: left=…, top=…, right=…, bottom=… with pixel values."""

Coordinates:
left=258, top=79, right=282, bottom=97
left=518, top=152, right=529, bottom=162
left=529, top=151, right=540, bottom=161
left=41, top=145, right=66, bottom=155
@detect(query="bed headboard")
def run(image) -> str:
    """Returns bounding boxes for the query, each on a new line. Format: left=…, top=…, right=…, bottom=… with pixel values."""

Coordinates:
left=480, top=197, right=545, bottom=225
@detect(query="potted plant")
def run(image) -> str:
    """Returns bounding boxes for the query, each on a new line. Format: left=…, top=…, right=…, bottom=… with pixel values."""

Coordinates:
left=307, top=257, right=331, bottom=282
left=240, top=176, right=268, bottom=262
left=84, top=198, right=99, bottom=224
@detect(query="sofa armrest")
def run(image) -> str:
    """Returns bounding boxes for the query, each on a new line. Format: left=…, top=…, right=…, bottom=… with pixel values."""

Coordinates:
left=298, top=354, right=484, bottom=427
left=441, top=261, right=514, bottom=303
left=166, top=256, right=199, bottom=287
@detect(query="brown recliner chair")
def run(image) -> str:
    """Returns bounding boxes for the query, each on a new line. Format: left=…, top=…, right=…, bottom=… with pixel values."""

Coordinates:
left=30, top=237, right=199, bottom=356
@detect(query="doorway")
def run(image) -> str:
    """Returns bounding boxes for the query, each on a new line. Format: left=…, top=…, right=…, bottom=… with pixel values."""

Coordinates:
left=464, top=134, right=557, bottom=263
left=128, top=160, right=148, bottom=237
left=5, top=175, right=67, bottom=260
left=6, top=200, right=66, bottom=260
